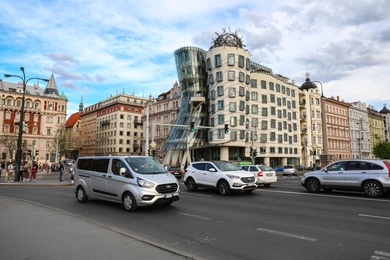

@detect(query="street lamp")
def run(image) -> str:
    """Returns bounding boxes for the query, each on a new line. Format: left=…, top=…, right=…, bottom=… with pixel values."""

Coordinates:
left=4, top=67, right=49, bottom=181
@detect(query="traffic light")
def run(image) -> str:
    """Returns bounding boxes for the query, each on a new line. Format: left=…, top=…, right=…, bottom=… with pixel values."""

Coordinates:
left=253, top=149, right=257, bottom=158
left=224, top=124, right=229, bottom=134
left=152, top=150, right=157, bottom=156
left=35, top=150, right=39, bottom=156
left=147, top=150, right=150, bottom=156
left=190, top=122, right=195, bottom=132
left=27, top=149, right=32, bottom=156
left=313, top=150, right=317, bottom=158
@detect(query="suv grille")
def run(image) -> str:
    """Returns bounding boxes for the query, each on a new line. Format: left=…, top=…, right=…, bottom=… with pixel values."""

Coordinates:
left=155, top=183, right=178, bottom=194
left=241, top=177, right=255, bottom=183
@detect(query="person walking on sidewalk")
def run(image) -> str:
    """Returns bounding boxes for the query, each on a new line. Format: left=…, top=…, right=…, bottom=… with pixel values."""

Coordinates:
left=7, top=163, right=14, bottom=182
left=30, top=162, right=38, bottom=181
left=22, top=163, right=30, bottom=181
left=59, top=161, right=64, bottom=182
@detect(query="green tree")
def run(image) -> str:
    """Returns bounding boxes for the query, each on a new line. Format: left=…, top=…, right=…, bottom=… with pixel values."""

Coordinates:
left=373, top=141, right=390, bottom=159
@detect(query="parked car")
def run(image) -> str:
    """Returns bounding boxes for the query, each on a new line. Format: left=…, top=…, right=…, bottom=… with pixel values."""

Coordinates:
left=296, top=165, right=305, bottom=171
left=69, top=165, right=74, bottom=180
left=283, top=165, right=297, bottom=176
left=184, top=161, right=257, bottom=195
left=274, top=165, right=283, bottom=171
left=167, top=166, right=183, bottom=179
left=301, top=159, right=390, bottom=197
left=240, top=165, right=277, bottom=187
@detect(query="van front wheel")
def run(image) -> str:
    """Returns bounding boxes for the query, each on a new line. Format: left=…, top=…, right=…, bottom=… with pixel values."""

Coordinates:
left=122, top=192, right=138, bottom=212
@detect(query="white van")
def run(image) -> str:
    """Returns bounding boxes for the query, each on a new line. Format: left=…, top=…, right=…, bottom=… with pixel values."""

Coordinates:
left=73, top=156, right=180, bottom=212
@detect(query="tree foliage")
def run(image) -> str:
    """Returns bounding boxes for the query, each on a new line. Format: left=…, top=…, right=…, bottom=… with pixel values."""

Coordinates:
left=373, top=141, right=390, bottom=159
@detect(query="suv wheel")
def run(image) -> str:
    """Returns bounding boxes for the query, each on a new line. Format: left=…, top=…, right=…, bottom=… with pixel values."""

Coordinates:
left=218, top=180, right=231, bottom=196
left=305, top=178, right=321, bottom=193
left=76, top=186, right=88, bottom=203
left=122, top=192, right=138, bottom=212
left=363, top=180, right=384, bottom=198
left=186, top=177, right=197, bottom=191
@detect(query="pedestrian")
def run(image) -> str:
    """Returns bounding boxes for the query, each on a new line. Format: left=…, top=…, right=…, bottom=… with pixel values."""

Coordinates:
left=7, top=163, right=14, bottom=182
left=22, top=163, right=30, bottom=181
left=51, top=163, right=55, bottom=174
left=31, top=162, right=37, bottom=181
left=59, top=161, right=64, bottom=182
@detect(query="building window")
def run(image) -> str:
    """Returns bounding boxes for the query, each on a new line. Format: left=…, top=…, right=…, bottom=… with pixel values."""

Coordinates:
left=217, top=100, right=224, bottom=110
left=270, top=132, right=276, bottom=141
left=262, top=108, right=268, bottom=116
left=210, top=117, right=214, bottom=127
left=239, top=101, right=245, bottom=111
left=208, top=74, right=214, bottom=84
left=278, top=135, right=283, bottom=143
left=218, top=114, right=224, bottom=124
left=5, top=111, right=11, bottom=119
left=216, top=71, right=223, bottom=82
left=262, top=95, right=267, bottom=104
left=240, top=130, right=245, bottom=139
left=251, top=92, right=258, bottom=101
left=276, top=84, right=280, bottom=92
left=239, top=72, right=244, bottom=82
left=211, top=90, right=216, bottom=99
left=261, top=134, right=267, bottom=143
left=211, top=104, right=215, bottom=114
left=230, top=116, right=237, bottom=126
left=229, top=102, right=236, bottom=112
left=228, top=71, right=235, bottom=81
left=228, top=54, right=235, bottom=66
left=215, top=54, right=221, bottom=67
left=269, top=82, right=274, bottom=90
left=217, top=86, right=224, bottom=96
left=218, top=129, right=225, bottom=139
left=271, top=107, right=276, bottom=115
left=282, top=85, right=286, bottom=94
left=239, top=86, right=245, bottom=96
left=207, top=58, right=212, bottom=70
left=252, top=104, right=258, bottom=114
left=230, top=131, right=237, bottom=140
left=261, top=120, right=268, bottom=130
left=239, top=115, right=245, bottom=125
left=271, top=119, right=276, bottom=128
left=252, top=117, right=258, bottom=127
left=251, top=79, right=257, bottom=88
left=238, top=55, right=244, bottom=67
left=246, top=75, right=250, bottom=85
left=246, top=58, right=251, bottom=70
left=261, top=80, right=266, bottom=89
left=229, top=87, right=236, bottom=97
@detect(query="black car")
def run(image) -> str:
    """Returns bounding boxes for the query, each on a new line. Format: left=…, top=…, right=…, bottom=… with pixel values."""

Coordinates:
left=167, top=166, right=183, bottom=179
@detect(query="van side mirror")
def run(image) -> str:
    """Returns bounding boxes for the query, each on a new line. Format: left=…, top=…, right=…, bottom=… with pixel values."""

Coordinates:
left=120, top=167, right=133, bottom=178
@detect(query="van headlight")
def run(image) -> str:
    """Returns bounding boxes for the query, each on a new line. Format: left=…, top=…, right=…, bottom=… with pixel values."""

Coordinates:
left=226, top=174, right=240, bottom=180
left=137, top=177, right=155, bottom=188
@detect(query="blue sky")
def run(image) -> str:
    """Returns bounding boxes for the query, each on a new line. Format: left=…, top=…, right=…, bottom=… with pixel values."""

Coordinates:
left=1, top=0, right=389, bottom=117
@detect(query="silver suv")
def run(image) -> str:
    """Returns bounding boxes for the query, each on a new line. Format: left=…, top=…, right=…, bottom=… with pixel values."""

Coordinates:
left=301, top=159, right=390, bottom=197
left=184, top=161, right=257, bottom=195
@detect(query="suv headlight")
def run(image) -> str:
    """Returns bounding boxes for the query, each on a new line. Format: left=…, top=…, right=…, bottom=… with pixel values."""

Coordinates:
left=226, top=174, right=240, bottom=180
left=137, top=177, right=155, bottom=188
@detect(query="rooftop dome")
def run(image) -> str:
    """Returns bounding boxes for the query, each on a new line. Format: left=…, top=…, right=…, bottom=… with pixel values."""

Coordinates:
left=380, top=104, right=390, bottom=114
left=211, top=28, right=246, bottom=49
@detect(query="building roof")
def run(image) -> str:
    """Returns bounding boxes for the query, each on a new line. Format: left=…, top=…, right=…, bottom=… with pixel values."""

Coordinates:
left=0, top=79, right=45, bottom=96
left=43, top=74, right=59, bottom=97
left=66, top=112, right=80, bottom=128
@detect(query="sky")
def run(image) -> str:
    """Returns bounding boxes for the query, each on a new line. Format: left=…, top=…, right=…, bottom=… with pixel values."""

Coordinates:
left=1, top=0, right=389, bottom=118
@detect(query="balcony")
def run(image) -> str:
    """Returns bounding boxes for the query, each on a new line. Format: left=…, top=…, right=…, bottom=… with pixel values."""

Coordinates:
left=301, top=128, right=308, bottom=134
left=100, top=120, right=110, bottom=126
left=300, top=114, right=307, bottom=121
left=134, top=119, right=143, bottom=125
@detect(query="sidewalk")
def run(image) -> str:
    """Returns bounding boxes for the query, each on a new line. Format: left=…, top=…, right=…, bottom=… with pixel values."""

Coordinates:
left=0, top=170, right=73, bottom=186
left=0, top=196, right=193, bottom=259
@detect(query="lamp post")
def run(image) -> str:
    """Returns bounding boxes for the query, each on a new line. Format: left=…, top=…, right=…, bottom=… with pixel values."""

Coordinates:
left=4, top=67, right=49, bottom=181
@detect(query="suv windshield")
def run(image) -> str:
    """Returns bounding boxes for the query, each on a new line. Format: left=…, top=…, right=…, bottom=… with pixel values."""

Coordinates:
left=125, top=157, right=165, bottom=174
left=213, top=161, right=240, bottom=171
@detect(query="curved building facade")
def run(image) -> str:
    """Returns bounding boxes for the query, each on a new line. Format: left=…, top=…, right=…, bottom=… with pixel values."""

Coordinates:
left=162, top=46, right=208, bottom=167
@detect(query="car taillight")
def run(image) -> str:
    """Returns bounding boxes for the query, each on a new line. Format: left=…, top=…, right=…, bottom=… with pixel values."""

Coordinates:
left=169, top=170, right=174, bottom=173
left=258, top=171, right=263, bottom=177
left=384, top=161, right=390, bottom=177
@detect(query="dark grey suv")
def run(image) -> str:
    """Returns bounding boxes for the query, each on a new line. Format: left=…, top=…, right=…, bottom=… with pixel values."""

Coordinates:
left=301, top=159, right=390, bottom=197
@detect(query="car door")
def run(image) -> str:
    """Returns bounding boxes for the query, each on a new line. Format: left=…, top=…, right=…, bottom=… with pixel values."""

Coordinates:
left=90, top=158, right=110, bottom=198
left=201, top=162, right=219, bottom=187
left=343, top=161, right=370, bottom=189
left=106, top=158, right=133, bottom=202
left=321, top=161, right=347, bottom=188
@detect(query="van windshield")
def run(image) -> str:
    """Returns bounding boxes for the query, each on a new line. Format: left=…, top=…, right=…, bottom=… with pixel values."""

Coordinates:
left=125, top=157, right=166, bottom=174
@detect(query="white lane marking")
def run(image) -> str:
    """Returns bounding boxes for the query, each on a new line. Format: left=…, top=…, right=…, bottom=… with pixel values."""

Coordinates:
left=256, top=227, right=317, bottom=242
left=255, top=189, right=390, bottom=203
left=178, top=212, right=211, bottom=221
left=372, top=250, right=390, bottom=260
left=358, top=214, right=390, bottom=220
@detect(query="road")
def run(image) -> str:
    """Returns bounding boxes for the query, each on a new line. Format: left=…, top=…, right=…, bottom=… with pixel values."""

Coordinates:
left=1, top=175, right=390, bottom=260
